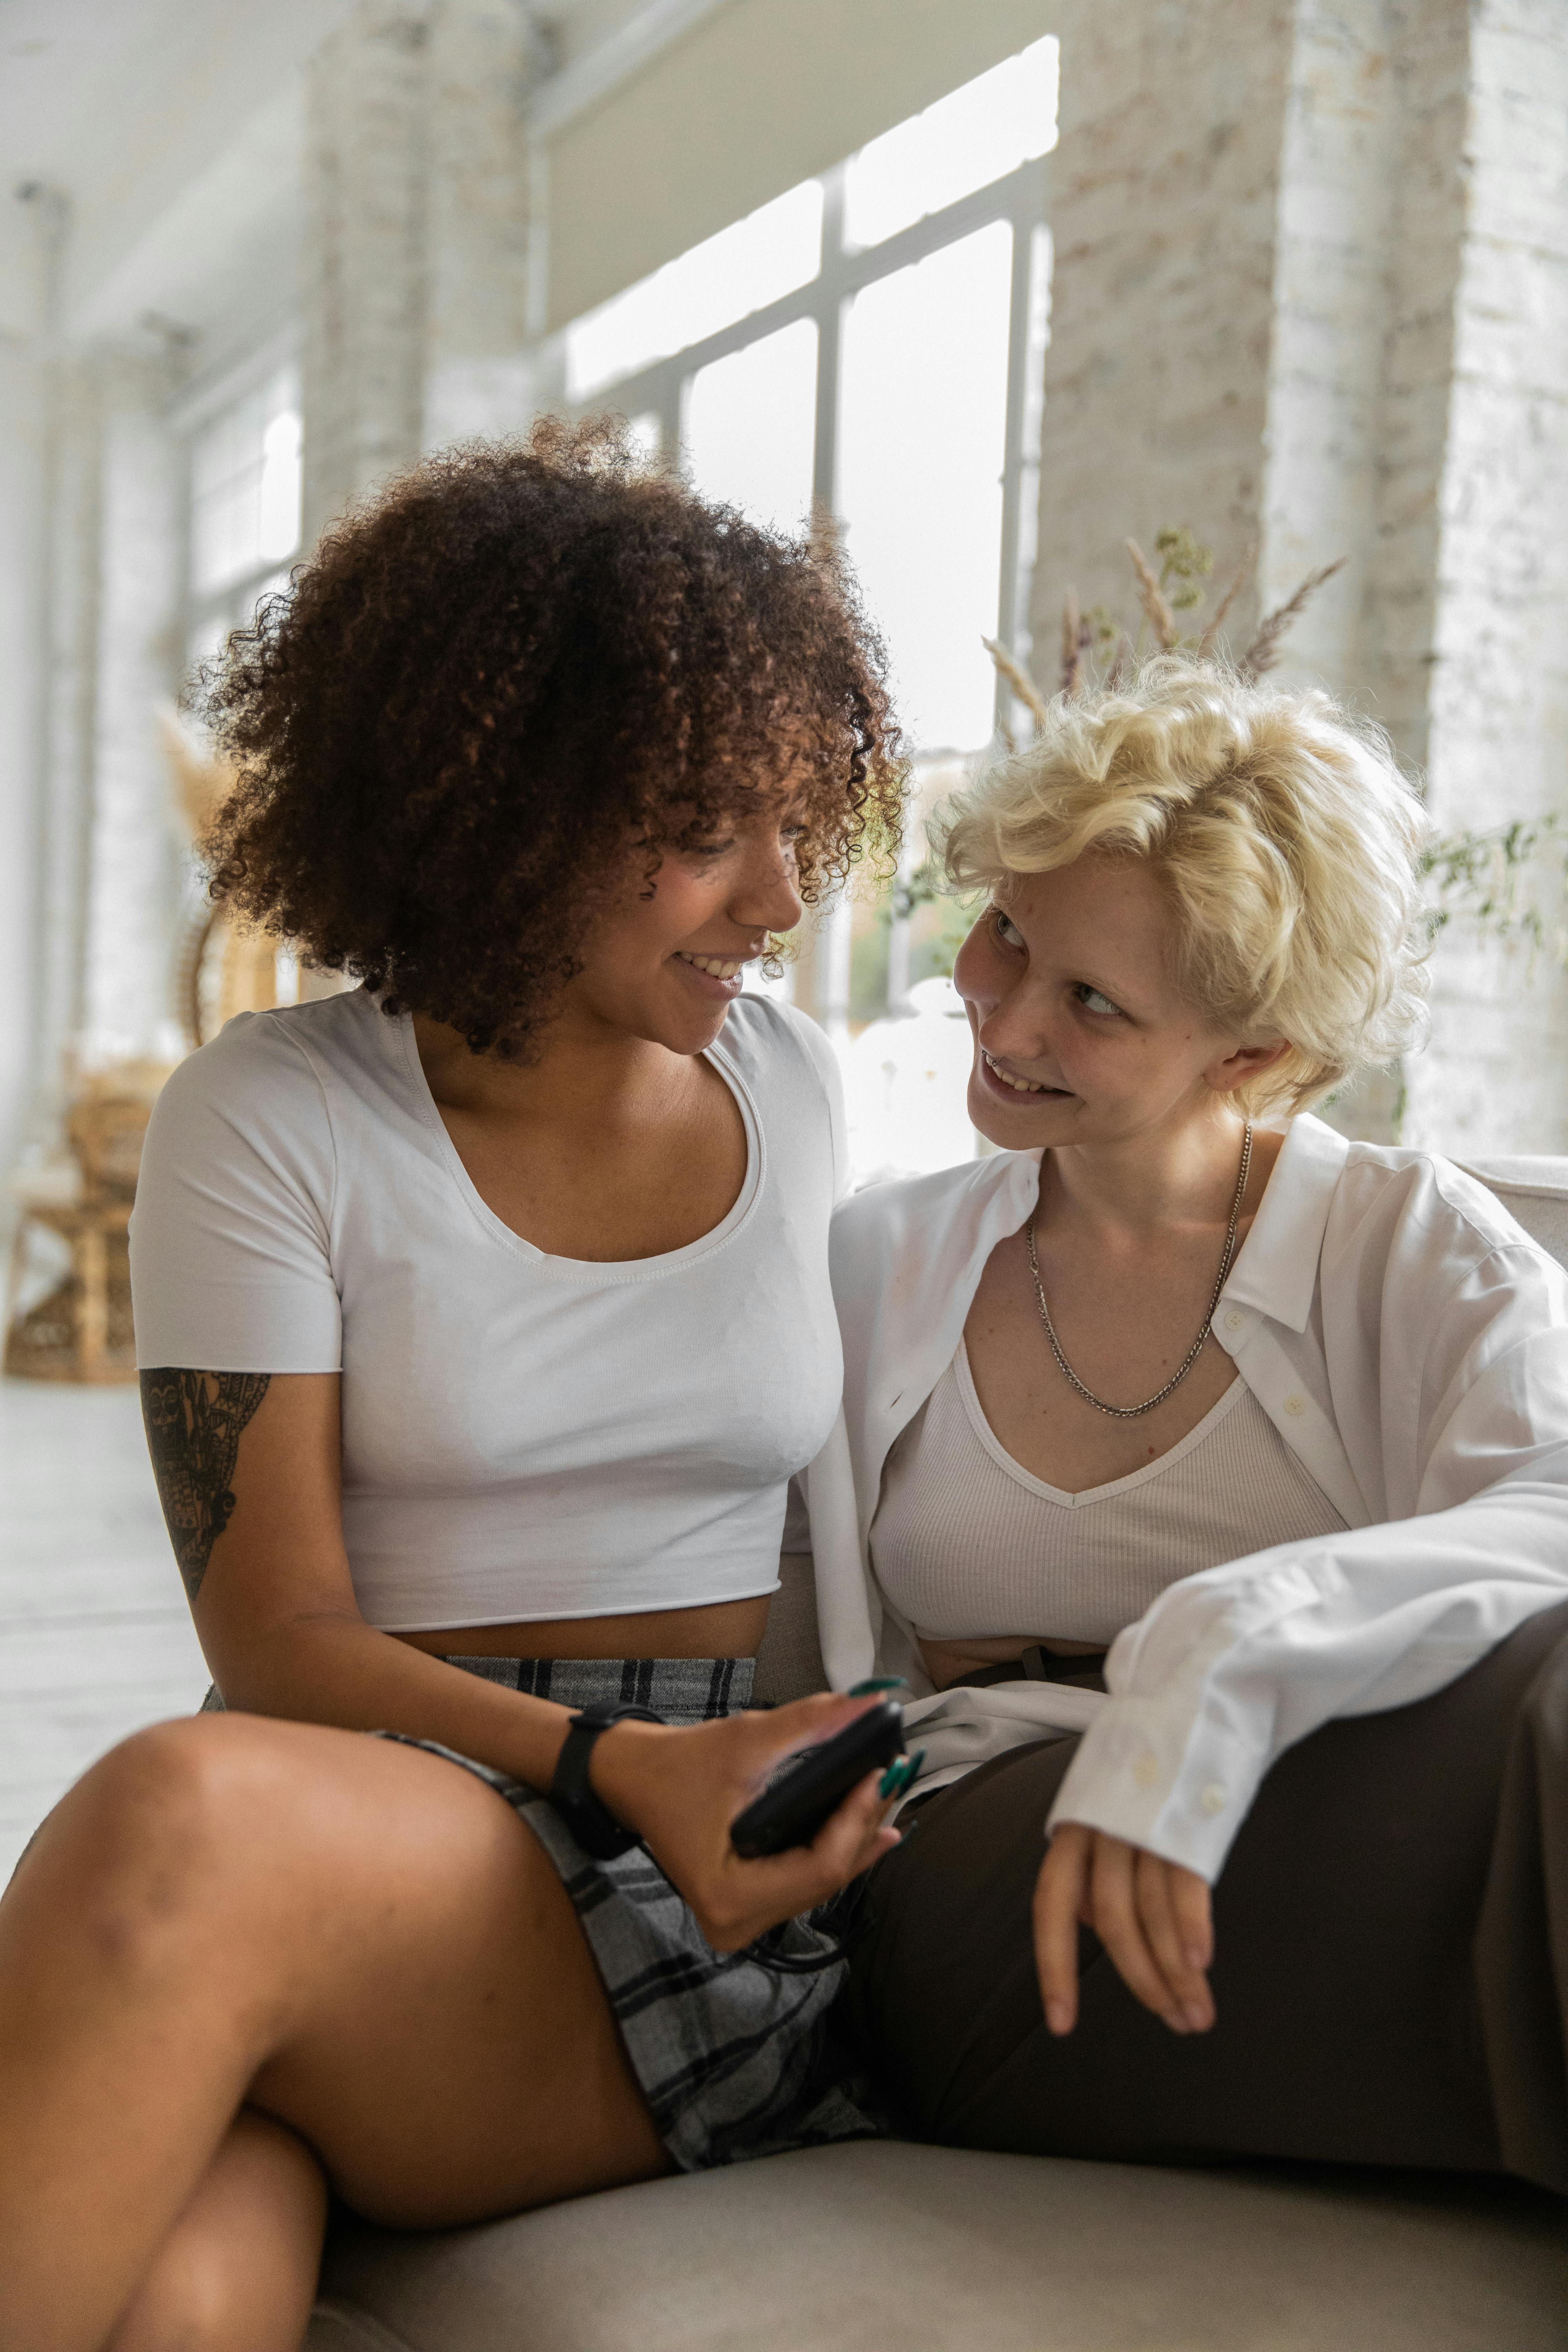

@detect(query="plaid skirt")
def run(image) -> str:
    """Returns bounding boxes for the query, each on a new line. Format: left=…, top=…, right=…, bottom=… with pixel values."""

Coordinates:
left=379, top=1655, right=888, bottom=2174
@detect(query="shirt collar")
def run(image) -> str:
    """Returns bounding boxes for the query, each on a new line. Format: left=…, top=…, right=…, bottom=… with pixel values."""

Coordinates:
left=1219, top=1112, right=1350, bottom=1333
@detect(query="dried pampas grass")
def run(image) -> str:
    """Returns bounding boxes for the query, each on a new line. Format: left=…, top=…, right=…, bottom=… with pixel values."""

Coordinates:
left=1236, top=559, right=1346, bottom=681
left=1125, top=539, right=1180, bottom=652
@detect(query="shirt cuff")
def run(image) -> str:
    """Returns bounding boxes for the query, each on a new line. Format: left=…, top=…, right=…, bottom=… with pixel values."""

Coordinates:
left=1043, top=1694, right=1269, bottom=1883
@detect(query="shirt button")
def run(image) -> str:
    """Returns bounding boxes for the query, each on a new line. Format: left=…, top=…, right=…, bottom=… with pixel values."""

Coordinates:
left=1200, top=1783, right=1227, bottom=1815
left=1133, top=1752, right=1161, bottom=1789
left=1283, top=1394, right=1306, bottom=1416
left=1223, top=1310, right=1245, bottom=1332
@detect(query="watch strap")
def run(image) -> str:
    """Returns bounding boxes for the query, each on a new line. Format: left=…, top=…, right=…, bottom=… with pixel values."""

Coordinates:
left=548, top=1702, right=664, bottom=1860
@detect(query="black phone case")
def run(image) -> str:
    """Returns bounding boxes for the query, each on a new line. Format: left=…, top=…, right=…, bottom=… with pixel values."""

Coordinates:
left=729, top=1700, right=906, bottom=1859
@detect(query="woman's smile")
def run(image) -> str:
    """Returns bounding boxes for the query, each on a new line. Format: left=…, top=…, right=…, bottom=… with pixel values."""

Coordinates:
left=979, top=1049, right=1069, bottom=1100
left=671, top=948, right=751, bottom=1001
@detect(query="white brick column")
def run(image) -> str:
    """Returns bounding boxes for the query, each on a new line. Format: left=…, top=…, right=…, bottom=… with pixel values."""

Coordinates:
left=1032, top=0, right=1296, bottom=655
left=26, top=350, right=99, bottom=1140
left=16, top=340, right=184, bottom=1133
left=424, top=0, right=542, bottom=446
left=1035, top=0, right=1568, bottom=1150
left=302, top=2, right=432, bottom=547
left=1398, top=0, right=1568, bottom=1153
left=1258, top=0, right=1402, bottom=696
left=79, top=349, right=185, bottom=1069
left=302, top=0, right=542, bottom=547
left=0, top=336, right=49, bottom=1182
left=1354, top=2, right=1472, bottom=765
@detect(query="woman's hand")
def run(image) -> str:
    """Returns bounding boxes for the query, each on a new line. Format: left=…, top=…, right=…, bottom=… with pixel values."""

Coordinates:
left=1034, top=1822, right=1214, bottom=2036
left=591, top=1695, right=902, bottom=1951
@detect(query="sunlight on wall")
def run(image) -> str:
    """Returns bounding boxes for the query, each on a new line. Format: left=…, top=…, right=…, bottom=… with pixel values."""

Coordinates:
left=566, top=180, right=824, bottom=401
left=843, top=34, right=1059, bottom=251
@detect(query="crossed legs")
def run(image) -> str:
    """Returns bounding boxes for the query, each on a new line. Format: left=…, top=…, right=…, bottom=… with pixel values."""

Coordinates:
left=105, top=2112, right=326, bottom=2352
left=0, top=1714, right=671, bottom=2352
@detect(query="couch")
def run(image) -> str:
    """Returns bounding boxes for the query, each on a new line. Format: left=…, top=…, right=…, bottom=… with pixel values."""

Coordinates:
left=306, top=1155, right=1568, bottom=2350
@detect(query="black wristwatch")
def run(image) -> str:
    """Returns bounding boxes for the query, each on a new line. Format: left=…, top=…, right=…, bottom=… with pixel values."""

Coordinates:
left=548, top=1702, right=665, bottom=1860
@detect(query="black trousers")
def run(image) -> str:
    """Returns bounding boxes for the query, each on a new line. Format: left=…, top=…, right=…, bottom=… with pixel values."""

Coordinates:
left=842, top=1600, right=1568, bottom=2194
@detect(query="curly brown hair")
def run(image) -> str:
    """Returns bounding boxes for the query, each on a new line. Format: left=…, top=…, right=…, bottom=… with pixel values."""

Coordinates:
left=196, top=415, right=903, bottom=1056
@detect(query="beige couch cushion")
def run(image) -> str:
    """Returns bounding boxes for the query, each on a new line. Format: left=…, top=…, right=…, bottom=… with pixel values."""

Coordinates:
left=311, top=2140, right=1568, bottom=2352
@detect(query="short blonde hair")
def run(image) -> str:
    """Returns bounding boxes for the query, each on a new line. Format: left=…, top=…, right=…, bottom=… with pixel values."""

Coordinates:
left=940, top=656, right=1432, bottom=1117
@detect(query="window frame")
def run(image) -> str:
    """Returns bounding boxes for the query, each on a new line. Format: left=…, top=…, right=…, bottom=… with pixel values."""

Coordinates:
left=170, top=326, right=305, bottom=668
left=556, top=150, right=1051, bottom=748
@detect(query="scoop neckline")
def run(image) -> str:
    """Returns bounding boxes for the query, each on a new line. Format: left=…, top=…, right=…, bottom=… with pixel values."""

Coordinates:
left=390, top=1006, right=764, bottom=1278
left=952, top=1338, right=1251, bottom=1507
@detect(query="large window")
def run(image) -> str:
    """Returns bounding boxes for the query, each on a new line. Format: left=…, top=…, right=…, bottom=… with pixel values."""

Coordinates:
left=555, top=38, right=1057, bottom=1176
left=174, top=348, right=307, bottom=1026
left=183, top=355, right=303, bottom=668
left=564, top=36, right=1055, bottom=763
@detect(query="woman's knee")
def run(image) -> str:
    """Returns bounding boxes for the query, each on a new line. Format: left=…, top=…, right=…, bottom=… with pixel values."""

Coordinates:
left=13, top=1719, right=312, bottom=1972
left=106, top=2113, right=327, bottom=2352
left=64, top=1718, right=258, bottom=1881
left=106, top=2221, right=265, bottom=2352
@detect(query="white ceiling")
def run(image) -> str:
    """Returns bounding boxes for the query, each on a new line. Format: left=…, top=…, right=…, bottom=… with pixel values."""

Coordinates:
left=0, top=0, right=363, bottom=345
left=0, top=0, right=644, bottom=353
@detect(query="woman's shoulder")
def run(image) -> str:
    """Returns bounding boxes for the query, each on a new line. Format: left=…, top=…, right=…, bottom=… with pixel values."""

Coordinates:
left=1286, top=1122, right=1568, bottom=1336
left=131, top=1000, right=365, bottom=1368
left=142, top=990, right=386, bottom=1182
left=716, top=995, right=850, bottom=1195
left=1334, top=1128, right=1561, bottom=1266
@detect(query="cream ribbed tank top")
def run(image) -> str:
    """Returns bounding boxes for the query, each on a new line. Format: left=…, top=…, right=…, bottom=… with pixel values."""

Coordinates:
left=870, top=1342, right=1347, bottom=1647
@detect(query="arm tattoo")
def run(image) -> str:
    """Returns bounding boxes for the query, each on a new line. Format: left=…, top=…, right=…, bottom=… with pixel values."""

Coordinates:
left=139, top=1370, right=272, bottom=1604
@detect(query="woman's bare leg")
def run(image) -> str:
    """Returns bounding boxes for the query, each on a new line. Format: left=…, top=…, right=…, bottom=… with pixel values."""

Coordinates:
left=0, top=1714, right=670, bottom=2352
left=105, top=2113, right=326, bottom=2352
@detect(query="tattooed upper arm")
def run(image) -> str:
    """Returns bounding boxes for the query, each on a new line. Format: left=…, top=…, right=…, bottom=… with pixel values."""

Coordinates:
left=139, top=1370, right=273, bottom=1604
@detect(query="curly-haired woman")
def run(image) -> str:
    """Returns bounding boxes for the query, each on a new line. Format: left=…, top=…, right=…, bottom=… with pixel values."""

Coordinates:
left=805, top=658, right=1568, bottom=2186
left=0, top=421, right=911, bottom=2352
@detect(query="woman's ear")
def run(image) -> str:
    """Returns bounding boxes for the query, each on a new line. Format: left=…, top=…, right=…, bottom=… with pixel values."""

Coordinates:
left=1203, top=1037, right=1289, bottom=1098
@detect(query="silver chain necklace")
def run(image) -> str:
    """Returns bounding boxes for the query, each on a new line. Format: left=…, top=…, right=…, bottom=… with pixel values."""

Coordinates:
left=1026, top=1122, right=1254, bottom=1420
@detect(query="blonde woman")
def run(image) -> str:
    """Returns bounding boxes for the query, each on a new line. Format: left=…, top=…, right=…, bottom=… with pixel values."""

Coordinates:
left=810, top=658, right=1568, bottom=2186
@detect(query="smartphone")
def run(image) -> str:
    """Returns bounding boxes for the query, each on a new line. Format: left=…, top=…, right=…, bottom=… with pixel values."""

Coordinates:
left=730, top=1699, right=906, bottom=1859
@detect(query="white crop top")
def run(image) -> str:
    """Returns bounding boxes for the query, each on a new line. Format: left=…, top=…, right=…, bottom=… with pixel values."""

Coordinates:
left=130, top=987, right=848, bottom=1632
left=870, top=1340, right=1348, bottom=1647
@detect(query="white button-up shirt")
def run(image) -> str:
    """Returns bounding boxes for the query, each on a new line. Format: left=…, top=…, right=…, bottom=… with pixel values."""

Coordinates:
left=806, top=1116, right=1568, bottom=1881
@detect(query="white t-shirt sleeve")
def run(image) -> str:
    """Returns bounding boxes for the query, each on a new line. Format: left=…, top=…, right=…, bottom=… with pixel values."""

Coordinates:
left=774, top=1000, right=852, bottom=1204
left=129, top=1012, right=342, bottom=1372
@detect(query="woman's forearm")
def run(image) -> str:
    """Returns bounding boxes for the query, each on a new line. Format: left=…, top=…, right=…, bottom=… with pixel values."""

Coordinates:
left=1046, top=1474, right=1568, bottom=1879
left=212, top=1610, right=580, bottom=1789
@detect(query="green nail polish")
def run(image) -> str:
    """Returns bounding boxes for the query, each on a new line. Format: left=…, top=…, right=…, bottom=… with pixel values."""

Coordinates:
left=850, top=1676, right=908, bottom=1696
left=878, top=1747, right=926, bottom=1801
